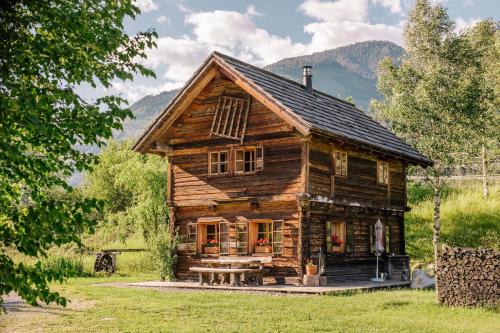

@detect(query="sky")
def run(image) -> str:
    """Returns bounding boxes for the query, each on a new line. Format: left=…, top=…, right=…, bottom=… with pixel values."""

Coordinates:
left=81, top=0, right=499, bottom=104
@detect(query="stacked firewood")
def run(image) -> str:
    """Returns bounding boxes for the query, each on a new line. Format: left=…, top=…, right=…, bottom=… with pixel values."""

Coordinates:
left=436, top=245, right=499, bottom=307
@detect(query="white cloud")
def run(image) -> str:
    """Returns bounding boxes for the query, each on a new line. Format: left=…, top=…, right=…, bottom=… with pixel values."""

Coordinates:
left=299, top=0, right=368, bottom=22
left=305, top=21, right=403, bottom=51
left=178, top=3, right=191, bottom=13
left=185, top=7, right=307, bottom=65
left=134, top=0, right=158, bottom=13
left=455, top=17, right=480, bottom=33
left=121, top=1, right=407, bottom=100
left=156, top=15, right=170, bottom=24
left=111, top=80, right=183, bottom=103
left=142, top=36, right=215, bottom=81
left=371, top=0, right=402, bottom=14
left=299, top=0, right=403, bottom=51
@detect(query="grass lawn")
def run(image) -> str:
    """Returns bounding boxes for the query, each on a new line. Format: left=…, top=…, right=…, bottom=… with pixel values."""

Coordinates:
left=1, top=276, right=498, bottom=333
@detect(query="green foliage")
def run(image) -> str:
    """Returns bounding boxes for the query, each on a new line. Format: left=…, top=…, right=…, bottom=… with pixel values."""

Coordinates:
left=43, top=256, right=91, bottom=278
left=407, top=181, right=456, bottom=205
left=372, top=0, right=490, bottom=177
left=83, top=140, right=168, bottom=246
left=462, top=21, right=500, bottom=176
left=147, top=227, right=179, bottom=281
left=0, top=0, right=157, bottom=307
left=407, top=182, right=500, bottom=263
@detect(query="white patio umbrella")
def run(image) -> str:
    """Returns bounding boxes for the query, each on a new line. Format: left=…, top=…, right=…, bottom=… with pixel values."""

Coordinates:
left=371, top=219, right=385, bottom=282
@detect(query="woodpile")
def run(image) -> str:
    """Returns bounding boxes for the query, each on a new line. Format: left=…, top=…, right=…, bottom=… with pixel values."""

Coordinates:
left=436, top=245, right=499, bottom=307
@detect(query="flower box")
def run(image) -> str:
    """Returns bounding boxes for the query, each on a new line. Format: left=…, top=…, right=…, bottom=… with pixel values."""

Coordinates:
left=203, top=246, right=219, bottom=255
left=254, top=245, right=272, bottom=254
left=331, top=246, right=343, bottom=254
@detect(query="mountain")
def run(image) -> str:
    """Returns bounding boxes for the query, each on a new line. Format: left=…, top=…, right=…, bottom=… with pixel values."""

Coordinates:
left=119, top=40, right=404, bottom=139
left=264, top=40, right=404, bottom=110
left=116, top=89, right=180, bottom=140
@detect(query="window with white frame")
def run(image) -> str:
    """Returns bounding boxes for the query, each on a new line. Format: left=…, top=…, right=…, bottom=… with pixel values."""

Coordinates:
left=235, top=147, right=263, bottom=174
left=248, top=219, right=283, bottom=255
left=209, top=151, right=229, bottom=176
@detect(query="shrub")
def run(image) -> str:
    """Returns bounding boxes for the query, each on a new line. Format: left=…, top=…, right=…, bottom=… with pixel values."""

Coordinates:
left=147, top=226, right=179, bottom=281
left=44, top=256, right=92, bottom=278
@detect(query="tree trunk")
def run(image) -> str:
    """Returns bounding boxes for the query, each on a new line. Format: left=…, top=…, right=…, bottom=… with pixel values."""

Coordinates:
left=482, top=144, right=489, bottom=199
left=433, top=178, right=441, bottom=268
left=433, top=177, right=441, bottom=299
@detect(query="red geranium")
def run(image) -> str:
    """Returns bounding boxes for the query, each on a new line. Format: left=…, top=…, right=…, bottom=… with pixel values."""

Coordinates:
left=256, top=238, right=271, bottom=246
left=203, top=239, right=219, bottom=248
left=331, top=234, right=344, bottom=247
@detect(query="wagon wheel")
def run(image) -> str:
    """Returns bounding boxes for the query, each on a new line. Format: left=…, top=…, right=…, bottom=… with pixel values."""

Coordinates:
left=98, top=253, right=115, bottom=274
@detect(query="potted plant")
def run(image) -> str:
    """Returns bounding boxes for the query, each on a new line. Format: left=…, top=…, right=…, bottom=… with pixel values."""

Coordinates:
left=254, top=238, right=272, bottom=254
left=203, top=239, right=219, bottom=254
left=305, top=259, right=317, bottom=275
left=331, top=234, right=344, bottom=253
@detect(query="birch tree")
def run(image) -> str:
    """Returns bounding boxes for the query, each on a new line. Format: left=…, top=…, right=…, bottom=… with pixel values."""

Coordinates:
left=371, top=0, right=489, bottom=267
left=464, top=21, right=500, bottom=199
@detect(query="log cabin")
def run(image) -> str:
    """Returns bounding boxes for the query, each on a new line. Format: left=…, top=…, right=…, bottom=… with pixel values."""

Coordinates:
left=133, top=52, right=432, bottom=284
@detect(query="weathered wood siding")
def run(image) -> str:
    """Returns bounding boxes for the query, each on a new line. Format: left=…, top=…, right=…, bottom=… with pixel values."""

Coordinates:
left=308, top=138, right=407, bottom=208
left=175, top=202, right=300, bottom=281
left=163, top=78, right=303, bottom=206
left=157, top=75, right=303, bottom=281
left=304, top=206, right=405, bottom=281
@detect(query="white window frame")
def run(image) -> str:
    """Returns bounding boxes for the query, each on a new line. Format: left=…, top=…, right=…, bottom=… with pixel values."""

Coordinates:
left=208, top=151, right=229, bottom=176
left=235, top=146, right=264, bottom=174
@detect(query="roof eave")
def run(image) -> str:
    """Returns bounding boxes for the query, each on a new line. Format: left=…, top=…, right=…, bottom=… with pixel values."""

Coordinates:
left=132, top=53, right=220, bottom=153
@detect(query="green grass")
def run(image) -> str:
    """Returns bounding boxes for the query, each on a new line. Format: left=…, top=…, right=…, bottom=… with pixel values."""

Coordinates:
left=1, top=276, right=498, bottom=333
left=406, top=181, right=499, bottom=263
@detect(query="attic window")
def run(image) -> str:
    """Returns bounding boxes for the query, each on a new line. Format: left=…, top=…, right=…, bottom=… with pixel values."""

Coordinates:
left=210, top=95, right=251, bottom=141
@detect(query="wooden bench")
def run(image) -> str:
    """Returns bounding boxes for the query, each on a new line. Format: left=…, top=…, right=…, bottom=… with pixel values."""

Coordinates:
left=189, top=267, right=262, bottom=286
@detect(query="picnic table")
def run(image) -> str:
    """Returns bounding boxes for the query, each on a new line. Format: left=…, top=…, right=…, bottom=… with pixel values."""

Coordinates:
left=190, top=258, right=267, bottom=286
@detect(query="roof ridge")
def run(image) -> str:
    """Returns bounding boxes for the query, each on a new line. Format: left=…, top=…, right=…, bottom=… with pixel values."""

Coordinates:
left=212, top=51, right=356, bottom=107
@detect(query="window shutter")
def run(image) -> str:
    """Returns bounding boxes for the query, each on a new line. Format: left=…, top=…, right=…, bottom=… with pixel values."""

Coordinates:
left=235, top=149, right=244, bottom=173
left=236, top=221, right=248, bottom=254
left=219, top=222, right=229, bottom=255
left=187, top=222, right=197, bottom=254
left=255, top=147, right=264, bottom=171
left=272, top=220, right=284, bottom=254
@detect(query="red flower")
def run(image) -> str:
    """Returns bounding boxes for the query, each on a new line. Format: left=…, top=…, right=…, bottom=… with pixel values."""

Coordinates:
left=257, top=238, right=271, bottom=246
left=331, top=234, right=344, bottom=247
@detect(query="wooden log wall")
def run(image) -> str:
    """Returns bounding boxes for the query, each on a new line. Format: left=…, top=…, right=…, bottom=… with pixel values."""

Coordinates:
left=164, top=77, right=303, bottom=207
left=305, top=205, right=404, bottom=261
left=158, top=75, right=304, bottom=281
left=175, top=202, right=300, bottom=281
left=437, top=245, right=499, bottom=307
left=308, top=138, right=407, bottom=208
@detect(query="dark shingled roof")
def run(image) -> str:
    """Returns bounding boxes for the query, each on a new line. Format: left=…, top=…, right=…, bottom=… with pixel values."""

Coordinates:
left=215, top=52, right=431, bottom=165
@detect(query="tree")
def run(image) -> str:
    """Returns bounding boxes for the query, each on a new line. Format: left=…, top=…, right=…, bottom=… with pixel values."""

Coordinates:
left=83, top=140, right=168, bottom=244
left=371, top=0, right=489, bottom=268
left=463, top=21, right=500, bottom=199
left=0, top=0, right=156, bottom=307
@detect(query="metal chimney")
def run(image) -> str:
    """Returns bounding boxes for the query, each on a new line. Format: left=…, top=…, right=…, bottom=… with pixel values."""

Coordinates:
left=303, top=65, right=313, bottom=94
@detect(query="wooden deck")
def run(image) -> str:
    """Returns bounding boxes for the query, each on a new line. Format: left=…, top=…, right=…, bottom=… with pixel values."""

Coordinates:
left=105, top=279, right=411, bottom=295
